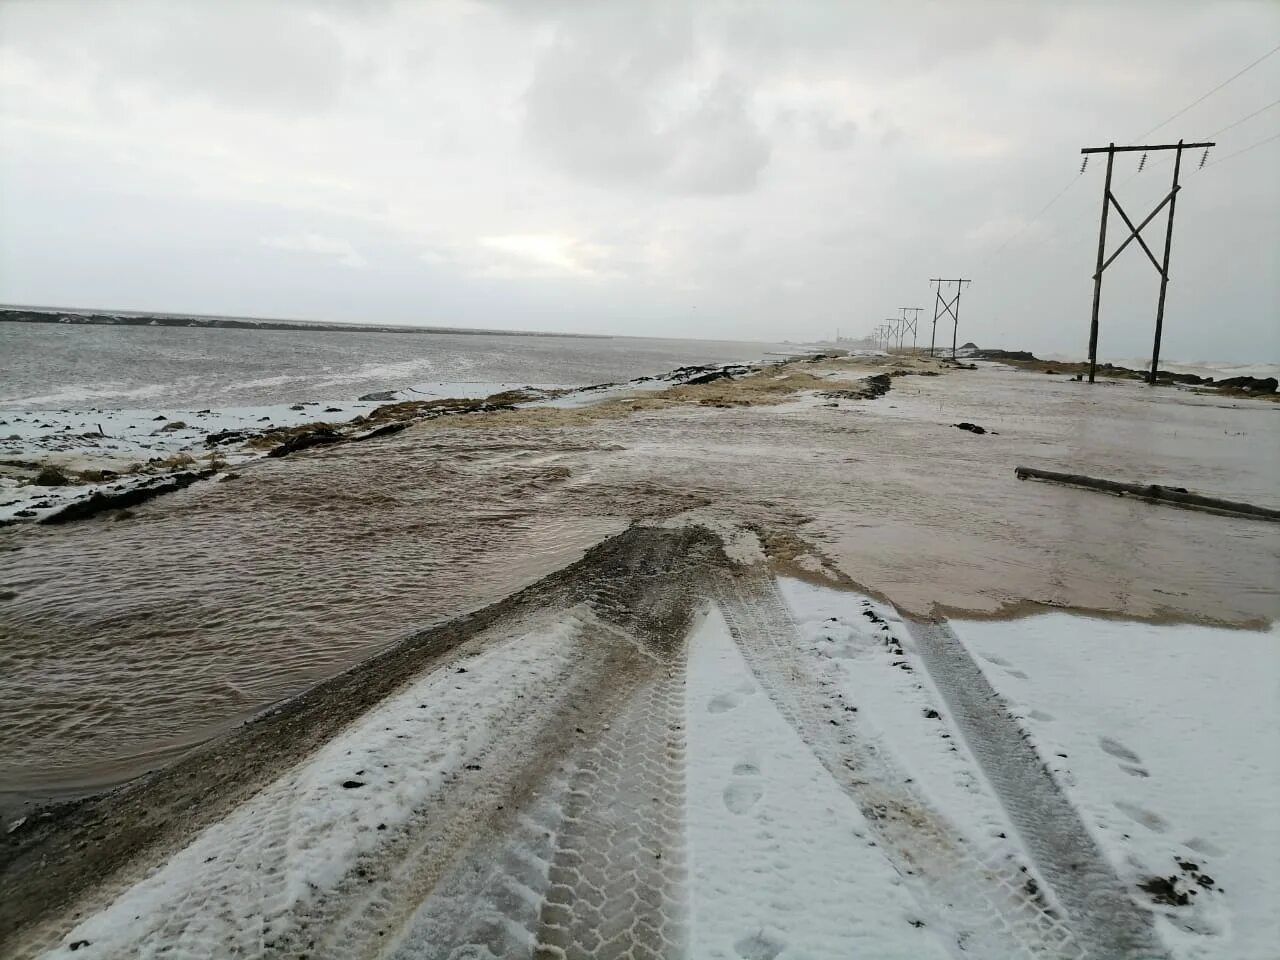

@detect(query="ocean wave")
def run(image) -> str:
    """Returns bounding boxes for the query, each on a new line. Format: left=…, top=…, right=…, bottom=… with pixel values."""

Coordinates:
left=220, top=374, right=308, bottom=392
left=310, top=354, right=479, bottom=390
left=0, top=381, right=170, bottom=408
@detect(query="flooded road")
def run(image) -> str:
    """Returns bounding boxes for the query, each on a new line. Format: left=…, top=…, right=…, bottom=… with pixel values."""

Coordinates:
left=1, top=360, right=1276, bottom=809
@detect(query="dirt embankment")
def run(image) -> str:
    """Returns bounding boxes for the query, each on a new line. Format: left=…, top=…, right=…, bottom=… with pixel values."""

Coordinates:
left=971, top=350, right=1278, bottom=398
left=424, top=355, right=937, bottom=433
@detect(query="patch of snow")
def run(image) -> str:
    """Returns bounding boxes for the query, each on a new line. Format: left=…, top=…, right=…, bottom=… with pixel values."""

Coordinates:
left=0, top=402, right=384, bottom=524
left=684, top=603, right=951, bottom=958
left=389, top=381, right=569, bottom=402
left=950, top=615, right=1280, bottom=960
left=529, top=361, right=779, bottom=411
left=530, top=383, right=639, bottom=410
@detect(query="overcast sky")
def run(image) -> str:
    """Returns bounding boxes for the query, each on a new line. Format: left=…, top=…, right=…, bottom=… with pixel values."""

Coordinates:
left=1, top=1, right=1277, bottom=361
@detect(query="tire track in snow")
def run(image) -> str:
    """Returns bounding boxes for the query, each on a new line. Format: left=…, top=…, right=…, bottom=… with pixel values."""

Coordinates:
left=385, top=532, right=703, bottom=960
left=717, top=570, right=1084, bottom=959
left=905, top=619, right=1169, bottom=960
left=531, top=666, right=688, bottom=960
left=291, top=611, right=627, bottom=960
left=385, top=767, right=573, bottom=960
left=381, top=618, right=689, bottom=960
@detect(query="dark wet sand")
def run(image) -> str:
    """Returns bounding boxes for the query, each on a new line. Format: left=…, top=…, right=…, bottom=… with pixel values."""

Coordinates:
left=1, top=358, right=1276, bottom=813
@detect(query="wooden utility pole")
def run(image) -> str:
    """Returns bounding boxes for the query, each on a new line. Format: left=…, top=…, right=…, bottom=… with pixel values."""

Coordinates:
left=929, top=279, right=970, bottom=357
left=899, top=307, right=923, bottom=353
left=1080, top=139, right=1213, bottom=384
left=883, top=318, right=899, bottom=351
left=1086, top=144, right=1115, bottom=383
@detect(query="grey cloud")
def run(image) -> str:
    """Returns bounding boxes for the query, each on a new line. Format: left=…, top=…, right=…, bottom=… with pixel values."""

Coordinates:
left=0, top=0, right=346, bottom=114
left=523, top=32, right=670, bottom=186
left=775, top=107, right=860, bottom=151
left=523, top=8, right=771, bottom=194
left=811, top=115, right=859, bottom=151
left=132, top=6, right=346, bottom=113
left=870, top=110, right=905, bottom=148
left=660, top=79, right=772, bottom=194
left=715, top=1, right=1052, bottom=80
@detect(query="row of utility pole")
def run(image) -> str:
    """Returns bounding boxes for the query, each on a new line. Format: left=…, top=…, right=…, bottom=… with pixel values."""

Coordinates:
left=868, top=281, right=969, bottom=358
left=873, top=307, right=923, bottom=352
left=860, top=136, right=1215, bottom=382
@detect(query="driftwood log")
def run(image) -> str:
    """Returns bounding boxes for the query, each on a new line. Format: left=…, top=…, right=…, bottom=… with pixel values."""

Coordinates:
left=1014, top=466, right=1280, bottom=523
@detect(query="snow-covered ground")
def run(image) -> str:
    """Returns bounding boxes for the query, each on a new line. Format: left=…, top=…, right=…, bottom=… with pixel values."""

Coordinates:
left=951, top=615, right=1280, bottom=960
left=358, top=380, right=570, bottom=402
left=0, top=402, right=383, bottom=524
left=1, top=401, right=376, bottom=466
left=684, top=604, right=952, bottom=958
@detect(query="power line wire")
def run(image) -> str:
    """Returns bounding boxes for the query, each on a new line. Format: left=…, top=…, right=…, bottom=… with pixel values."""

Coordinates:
left=1122, top=96, right=1280, bottom=184
left=974, top=47, right=1279, bottom=345
left=1135, top=41, right=1280, bottom=139
left=1202, top=129, right=1280, bottom=167
left=976, top=45, right=1279, bottom=267
left=1204, top=96, right=1280, bottom=138
left=1125, top=99, right=1280, bottom=181
left=977, top=172, right=1083, bottom=265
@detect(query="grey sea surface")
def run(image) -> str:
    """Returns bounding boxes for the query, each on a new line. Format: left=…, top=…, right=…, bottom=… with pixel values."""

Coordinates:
left=0, top=320, right=792, bottom=409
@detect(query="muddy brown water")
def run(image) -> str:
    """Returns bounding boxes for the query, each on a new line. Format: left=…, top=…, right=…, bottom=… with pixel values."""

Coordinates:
left=1, top=361, right=1276, bottom=813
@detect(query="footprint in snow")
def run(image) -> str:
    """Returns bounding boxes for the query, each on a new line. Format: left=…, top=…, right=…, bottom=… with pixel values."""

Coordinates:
left=734, top=930, right=786, bottom=960
left=708, top=693, right=740, bottom=714
left=1184, top=836, right=1223, bottom=857
left=1114, top=800, right=1169, bottom=833
left=1099, top=736, right=1142, bottom=764
left=723, top=781, right=764, bottom=815
left=724, top=750, right=764, bottom=815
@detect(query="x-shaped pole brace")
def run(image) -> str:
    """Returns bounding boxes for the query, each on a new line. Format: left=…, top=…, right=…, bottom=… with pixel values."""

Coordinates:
left=934, top=290, right=960, bottom=325
left=1095, top=187, right=1179, bottom=279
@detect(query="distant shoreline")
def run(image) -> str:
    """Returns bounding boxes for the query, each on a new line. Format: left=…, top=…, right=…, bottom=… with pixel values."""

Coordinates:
left=0, top=305, right=609, bottom=340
